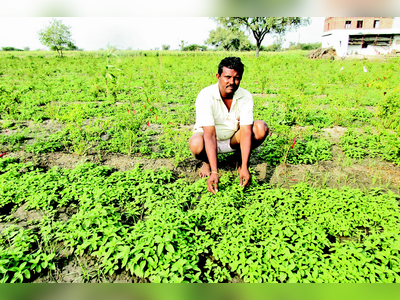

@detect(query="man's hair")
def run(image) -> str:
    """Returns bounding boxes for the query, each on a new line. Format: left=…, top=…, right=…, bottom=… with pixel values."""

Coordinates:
left=218, top=57, right=244, bottom=77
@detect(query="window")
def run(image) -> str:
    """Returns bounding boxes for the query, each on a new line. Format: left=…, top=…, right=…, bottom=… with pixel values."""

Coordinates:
left=327, top=23, right=330, bottom=30
left=357, top=20, right=363, bottom=28
left=345, top=20, right=351, bottom=29
left=374, top=20, right=380, bottom=28
left=396, top=39, right=400, bottom=45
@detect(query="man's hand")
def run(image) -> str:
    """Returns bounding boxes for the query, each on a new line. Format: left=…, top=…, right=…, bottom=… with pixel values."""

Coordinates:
left=238, top=167, right=251, bottom=188
left=207, top=173, right=219, bottom=194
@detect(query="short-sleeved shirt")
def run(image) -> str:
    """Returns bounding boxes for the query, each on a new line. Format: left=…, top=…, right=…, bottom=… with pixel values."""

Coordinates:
left=193, top=83, right=254, bottom=141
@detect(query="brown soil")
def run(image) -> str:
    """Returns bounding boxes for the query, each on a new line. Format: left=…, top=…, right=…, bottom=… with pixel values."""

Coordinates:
left=321, top=126, right=347, bottom=144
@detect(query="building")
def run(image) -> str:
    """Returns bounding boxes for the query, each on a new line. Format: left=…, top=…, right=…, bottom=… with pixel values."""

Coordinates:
left=322, top=17, right=400, bottom=56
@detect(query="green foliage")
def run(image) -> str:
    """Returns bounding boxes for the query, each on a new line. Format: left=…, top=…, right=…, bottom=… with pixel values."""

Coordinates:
left=0, top=227, right=56, bottom=283
left=375, top=87, right=400, bottom=132
left=257, top=133, right=332, bottom=165
left=2, top=44, right=400, bottom=284
left=205, top=26, right=252, bottom=51
left=340, top=129, right=400, bottom=165
left=182, top=44, right=207, bottom=51
left=50, top=41, right=78, bottom=51
left=104, top=44, right=122, bottom=100
left=214, top=17, right=309, bottom=57
left=1, top=47, right=23, bottom=51
left=0, top=133, right=27, bottom=151
left=25, top=141, right=64, bottom=154
left=1, top=161, right=400, bottom=282
left=1, top=51, right=399, bottom=164
left=288, top=42, right=322, bottom=51
left=38, top=18, right=74, bottom=57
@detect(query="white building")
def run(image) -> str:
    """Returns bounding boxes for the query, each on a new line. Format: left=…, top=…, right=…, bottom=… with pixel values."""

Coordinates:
left=322, top=17, right=400, bottom=56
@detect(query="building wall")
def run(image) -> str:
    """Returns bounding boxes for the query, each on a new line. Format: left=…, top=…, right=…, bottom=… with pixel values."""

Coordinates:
left=393, top=18, right=400, bottom=29
left=347, top=44, right=362, bottom=55
left=324, top=17, right=394, bottom=32
left=393, top=35, right=400, bottom=51
left=322, top=18, right=400, bottom=56
left=322, top=31, right=400, bottom=56
left=322, top=31, right=349, bottom=56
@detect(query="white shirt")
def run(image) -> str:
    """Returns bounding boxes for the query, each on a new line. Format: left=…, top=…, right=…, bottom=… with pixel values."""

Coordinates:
left=193, top=83, right=254, bottom=141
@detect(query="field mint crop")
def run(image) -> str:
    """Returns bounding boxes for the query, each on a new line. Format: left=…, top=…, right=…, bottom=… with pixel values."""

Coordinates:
left=1, top=51, right=400, bottom=282
left=1, top=160, right=400, bottom=282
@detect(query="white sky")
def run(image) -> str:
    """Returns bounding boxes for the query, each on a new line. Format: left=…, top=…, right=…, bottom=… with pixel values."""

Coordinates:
left=0, top=17, right=325, bottom=51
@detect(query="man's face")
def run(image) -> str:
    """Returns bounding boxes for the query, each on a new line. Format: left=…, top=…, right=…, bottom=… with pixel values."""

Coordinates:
left=216, top=67, right=242, bottom=98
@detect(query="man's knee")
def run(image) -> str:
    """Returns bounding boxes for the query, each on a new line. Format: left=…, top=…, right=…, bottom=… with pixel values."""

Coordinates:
left=253, top=120, right=269, bottom=141
left=189, top=134, right=204, bottom=156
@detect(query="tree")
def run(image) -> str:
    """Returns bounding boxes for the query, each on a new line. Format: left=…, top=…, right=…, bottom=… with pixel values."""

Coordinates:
left=272, top=34, right=286, bottom=52
left=288, top=42, right=322, bottom=51
left=213, top=17, right=309, bottom=57
left=182, top=44, right=207, bottom=51
left=179, top=40, right=187, bottom=51
left=205, top=26, right=252, bottom=51
left=162, top=44, right=170, bottom=50
left=1, top=47, right=23, bottom=51
left=49, top=41, right=78, bottom=52
left=38, top=18, right=74, bottom=57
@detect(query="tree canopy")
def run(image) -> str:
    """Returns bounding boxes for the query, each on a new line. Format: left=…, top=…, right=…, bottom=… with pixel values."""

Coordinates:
left=38, top=19, right=75, bottom=57
left=213, top=17, right=309, bottom=57
left=205, top=26, right=252, bottom=51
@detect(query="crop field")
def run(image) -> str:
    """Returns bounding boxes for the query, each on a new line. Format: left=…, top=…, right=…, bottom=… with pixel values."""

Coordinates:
left=1, top=50, right=400, bottom=283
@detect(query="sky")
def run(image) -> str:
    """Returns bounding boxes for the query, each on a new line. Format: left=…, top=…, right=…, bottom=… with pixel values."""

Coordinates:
left=0, top=17, right=326, bottom=51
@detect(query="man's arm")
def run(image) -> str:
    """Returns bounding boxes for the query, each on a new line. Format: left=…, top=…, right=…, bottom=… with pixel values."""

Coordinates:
left=239, top=124, right=252, bottom=187
left=203, top=126, right=219, bottom=194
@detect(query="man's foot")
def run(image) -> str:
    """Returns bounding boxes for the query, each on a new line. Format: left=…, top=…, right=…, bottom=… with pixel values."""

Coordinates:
left=199, top=162, right=211, bottom=178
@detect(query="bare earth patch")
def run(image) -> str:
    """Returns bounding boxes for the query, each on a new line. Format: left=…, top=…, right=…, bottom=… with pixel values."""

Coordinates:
left=321, top=126, right=347, bottom=144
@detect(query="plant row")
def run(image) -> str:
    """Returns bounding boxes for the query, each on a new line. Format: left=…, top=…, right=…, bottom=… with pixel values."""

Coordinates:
left=1, top=159, right=399, bottom=282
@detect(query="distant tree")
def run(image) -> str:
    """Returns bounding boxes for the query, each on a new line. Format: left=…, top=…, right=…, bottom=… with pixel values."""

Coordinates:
left=299, top=42, right=322, bottom=50
left=38, top=18, right=74, bottom=57
left=264, top=44, right=280, bottom=52
left=213, top=17, right=309, bottom=57
left=66, top=41, right=78, bottom=51
left=1, top=47, right=23, bottom=51
left=126, top=47, right=133, bottom=50
left=162, top=44, right=170, bottom=50
left=179, top=40, right=187, bottom=51
left=205, top=26, right=251, bottom=51
left=49, top=41, right=78, bottom=52
left=23, top=47, right=30, bottom=51
left=273, top=35, right=286, bottom=52
left=287, top=42, right=322, bottom=51
left=182, top=44, right=207, bottom=51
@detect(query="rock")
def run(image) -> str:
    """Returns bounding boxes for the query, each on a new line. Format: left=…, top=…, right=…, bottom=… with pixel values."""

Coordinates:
left=101, top=134, right=110, bottom=141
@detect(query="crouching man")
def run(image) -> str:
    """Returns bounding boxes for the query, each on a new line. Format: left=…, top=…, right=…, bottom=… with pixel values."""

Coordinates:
left=189, top=57, right=269, bottom=194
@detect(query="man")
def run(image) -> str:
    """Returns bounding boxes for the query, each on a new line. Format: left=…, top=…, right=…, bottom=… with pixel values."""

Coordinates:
left=189, top=57, right=269, bottom=194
